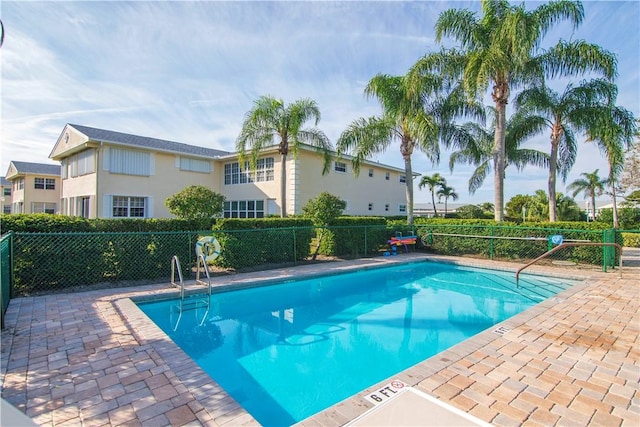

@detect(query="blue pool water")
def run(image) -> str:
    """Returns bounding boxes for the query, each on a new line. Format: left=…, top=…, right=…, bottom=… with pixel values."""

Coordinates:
left=137, top=261, right=574, bottom=426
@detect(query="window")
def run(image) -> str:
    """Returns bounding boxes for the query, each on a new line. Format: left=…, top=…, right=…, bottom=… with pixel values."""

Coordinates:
left=334, top=161, right=347, bottom=173
left=179, top=157, right=211, bottom=173
left=3, top=205, right=10, bottom=214
left=398, top=204, right=407, bottom=213
left=31, top=202, right=56, bottom=214
left=224, top=158, right=274, bottom=185
left=3, top=187, right=10, bottom=196
left=368, top=168, right=374, bottom=177
left=112, top=196, right=146, bottom=218
left=109, top=148, right=150, bottom=176
left=385, top=204, right=389, bottom=212
left=399, top=175, right=406, bottom=183
left=15, top=179, right=24, bottom=190
left=385, top=172, right=390, bottom=181
left=34, top=177, right=56, bottom=190
left=368, top=203, right=373, bottom=211
left=65, top=149, right=96, bottom=178
left=223, top=200, right=265, bottom=218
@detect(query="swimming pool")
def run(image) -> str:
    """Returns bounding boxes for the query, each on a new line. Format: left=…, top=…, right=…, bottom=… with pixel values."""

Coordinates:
left=137, top=260, right=575, bottom=426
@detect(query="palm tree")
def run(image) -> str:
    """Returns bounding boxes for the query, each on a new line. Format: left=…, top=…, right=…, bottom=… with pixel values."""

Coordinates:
left=437, top=184, right=459, bottom=217
left=433, top=0, right=617, bottom=221
left=236, top=96, right=332, bottom=217
left=566, top=169, right=607, bottom=221
left=449, top=108, right=548, bottom=194
left=337, top=67, right=481, bottom=225
left=586, top=101, right=637, bottom=228
left=418, top=173, right=445, bottom=217
left=515, top=79, right=617, bottom=222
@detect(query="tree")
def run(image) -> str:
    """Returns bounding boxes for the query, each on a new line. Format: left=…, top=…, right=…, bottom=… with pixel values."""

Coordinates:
left=236, top=96, right=332, bottom=217
left=619, top=132, right=640, bottom=194
left=337, top=64, right=482, bottom=225
left=418, top=173, right=445, bottom=217
left=449, top=107, right=548, bottom=194
left=165, top=185, right=225, bottom=221
left=515, top=79, right=618, bottom=222
left=456, top=204, right=491, bottom=219
left=302, top=192, right=346, bottom=260
left=437, top=184, right=459, bottom=217
left=506, top=194, right=535, bottom=221
left=585, top=98, right=637, bottom=228
left=566, top=169, right=607, bottom=220
left=434, top=0, right=617, bottom=221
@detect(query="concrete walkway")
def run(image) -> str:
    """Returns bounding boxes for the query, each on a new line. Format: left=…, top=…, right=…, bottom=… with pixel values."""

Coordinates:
left=1, top=252, right=638, bottom=426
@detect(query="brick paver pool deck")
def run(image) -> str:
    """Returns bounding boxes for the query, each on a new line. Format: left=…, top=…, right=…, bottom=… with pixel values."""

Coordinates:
left=1, top=252, right=638, bottom=426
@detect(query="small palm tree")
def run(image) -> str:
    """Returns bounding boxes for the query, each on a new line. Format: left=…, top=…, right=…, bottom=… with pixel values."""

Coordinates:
left=449, top=108, right=548, bottom=194
left=236, top=96, right=332, bottom=217
left=337, top=66, right=481, bottom=225
left=566, top=169, right=607, bottom=220
left=418, top=173, right=445, bottom=217
left=585, top=100, right=637, bottom=228
left=437, top=184, right=459, bottom=217
left=434, top=0, right=617, bottom=221
left=515, top=79, right=618, bottom=222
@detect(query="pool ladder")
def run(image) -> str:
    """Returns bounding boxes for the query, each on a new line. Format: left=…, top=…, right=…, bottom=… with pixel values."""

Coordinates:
left=170, top=255, right=212, bottom=330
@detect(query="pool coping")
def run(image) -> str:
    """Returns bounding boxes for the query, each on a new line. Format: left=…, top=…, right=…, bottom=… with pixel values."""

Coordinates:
left=1, top=252, right=638, bottom=426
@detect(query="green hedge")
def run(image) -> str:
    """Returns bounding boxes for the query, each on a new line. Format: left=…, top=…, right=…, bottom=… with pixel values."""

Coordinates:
left=317, top=217, right=389, bottom=257
left=212, top=218, right=314, bottom=269
left=12, top=231, right=197, bottom=295
left=0, top=214, right=212, bottom=233
left=413, top=219, right=612, bottom=265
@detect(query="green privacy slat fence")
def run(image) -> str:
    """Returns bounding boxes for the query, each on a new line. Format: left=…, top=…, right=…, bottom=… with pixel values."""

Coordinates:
left=1, top=232, right=14, bottom=329
left=0, top=225, right=621, bottom=302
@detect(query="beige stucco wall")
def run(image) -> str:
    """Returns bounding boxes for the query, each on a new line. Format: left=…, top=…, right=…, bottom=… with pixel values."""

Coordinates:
left=295, top=151, right=408, bottom=216
left=96, top=147, right=218, bottom=218
left=10, top=175, right=61, bottom=214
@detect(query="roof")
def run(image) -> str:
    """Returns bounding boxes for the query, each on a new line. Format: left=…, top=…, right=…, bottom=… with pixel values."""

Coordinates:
left=68, top=124, right=231, bottom=158
left=0, top=177, right=10, bottom=186
left=10, top=161, right=61, bottom=176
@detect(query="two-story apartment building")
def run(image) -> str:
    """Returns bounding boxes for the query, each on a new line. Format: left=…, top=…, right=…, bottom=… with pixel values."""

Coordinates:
left=1, top=177, right=12, bottom=214
left=43, top=123, right=412, bottom=219
left=4, top=162, right=61, bottom=214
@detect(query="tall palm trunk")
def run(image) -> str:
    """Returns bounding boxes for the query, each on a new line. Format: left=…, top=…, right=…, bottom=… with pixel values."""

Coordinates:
left=404, top=156, right=414, bottom=225
left=610, top=177, right=619, bottom=229
left=401, top=137, right=414, bottom=225
left=280, top=153, right=287, bottom=217
left=590, top=192, right=597, bottom=221
left=492, top=81, right=508, bottom=222
left=548, top=133, right=560, bottom=222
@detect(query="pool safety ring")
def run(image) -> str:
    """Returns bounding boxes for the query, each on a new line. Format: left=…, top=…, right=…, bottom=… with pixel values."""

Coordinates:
left=196, top=236, right=221, bottom=261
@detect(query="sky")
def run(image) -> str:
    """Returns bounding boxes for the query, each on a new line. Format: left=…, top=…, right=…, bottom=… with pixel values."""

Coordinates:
left=1, top=0, right=639, bottom=207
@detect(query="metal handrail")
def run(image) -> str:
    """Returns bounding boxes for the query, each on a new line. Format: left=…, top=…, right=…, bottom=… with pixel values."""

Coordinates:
left=170, top=255, right=183, bottom=288
left=516, top=242, right=623, bottom=286
left=171, top=254, right=211, bottom=331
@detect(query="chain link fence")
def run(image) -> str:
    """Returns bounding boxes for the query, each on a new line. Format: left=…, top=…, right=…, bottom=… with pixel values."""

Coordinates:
left=1, top=224, right=622, bottom=304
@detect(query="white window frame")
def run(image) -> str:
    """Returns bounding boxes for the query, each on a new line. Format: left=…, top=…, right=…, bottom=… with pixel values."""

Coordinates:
left=385, top=172, right=390, bottom=181
left=110, top=196, right=148, bottom=218
left=334, top=161, right=347, bottom=173
left=398, top=204, right=407, bottom=213
left=223, top=199, right=265, bottom=218
left=399, top=174, right=406, bottom=184
left=368, top=168, right=374, bottom=178
left=31, top=202, right=56, bottom=214
left=368, top=202, right=373, bottom=211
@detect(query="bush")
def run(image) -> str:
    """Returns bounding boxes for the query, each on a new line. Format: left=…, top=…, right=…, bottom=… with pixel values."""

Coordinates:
left=212, top=218, right=314, bottom=269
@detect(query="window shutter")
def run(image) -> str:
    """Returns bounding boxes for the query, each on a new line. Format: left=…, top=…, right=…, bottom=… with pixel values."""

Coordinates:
left=102, top=195, right=112, bottom=218
left=146, top=196, right=153, bottom=218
